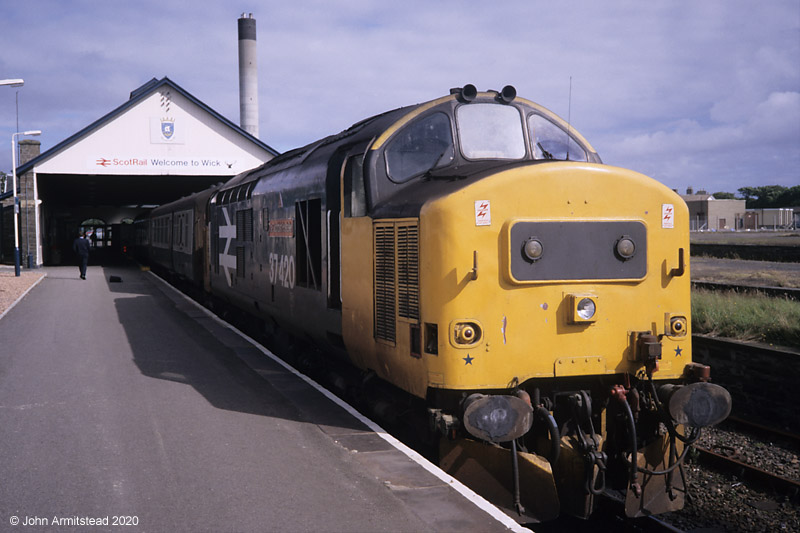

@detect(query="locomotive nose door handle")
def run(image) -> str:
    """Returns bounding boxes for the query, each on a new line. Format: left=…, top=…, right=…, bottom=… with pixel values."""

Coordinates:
left=470, top=250, right=478, bottom=281
left=669, top=248, right=685, bottom=277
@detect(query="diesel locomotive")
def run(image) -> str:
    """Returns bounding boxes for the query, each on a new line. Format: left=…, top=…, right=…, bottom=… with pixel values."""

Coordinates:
left=144, top=85, right=731, bottom=521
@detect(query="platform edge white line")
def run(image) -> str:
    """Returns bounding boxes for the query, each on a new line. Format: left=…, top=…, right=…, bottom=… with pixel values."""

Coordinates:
left=147, top=271, right=528, bottom=533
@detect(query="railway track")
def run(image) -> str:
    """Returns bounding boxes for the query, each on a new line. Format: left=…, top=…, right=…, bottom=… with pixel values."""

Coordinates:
left=691, top=280, right=800, bottom=299
left=657, top=418, right=800, bottom=532
left=724, top=416, right=800, bottom=448
left=693, top=445, right=800, bottom=499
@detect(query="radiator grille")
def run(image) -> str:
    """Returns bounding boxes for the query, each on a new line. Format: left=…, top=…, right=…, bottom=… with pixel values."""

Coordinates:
left=236, top=209, right=253, bottom=242
left=374, top=220, right=420, bottom=343
left=236, top=246, right=245, bottom=278
left=374, top=225, right=396, bottom=343
left=397, top=224, right=420, bottom=320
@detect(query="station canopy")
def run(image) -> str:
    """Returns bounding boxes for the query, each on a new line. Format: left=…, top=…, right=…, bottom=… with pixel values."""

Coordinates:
left=19, top=76, right=278, bottom=208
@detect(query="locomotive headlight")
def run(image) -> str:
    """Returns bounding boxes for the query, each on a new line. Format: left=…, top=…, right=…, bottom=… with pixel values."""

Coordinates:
left=577, top=298, right=596, bottom=320
left=522, top=238, right=543, bottom=262
left=569, top=295, right=598, bottom=323
left=615, top=236, right=636, bottom=261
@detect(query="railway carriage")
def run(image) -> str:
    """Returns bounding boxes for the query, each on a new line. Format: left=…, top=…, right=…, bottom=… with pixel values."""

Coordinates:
left=149, top=85, right=731, bottom=521
left=148, top=185, right=218, bottom=286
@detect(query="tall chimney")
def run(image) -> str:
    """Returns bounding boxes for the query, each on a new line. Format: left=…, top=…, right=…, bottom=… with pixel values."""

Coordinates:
left=238, top=13, right=259, bottom=138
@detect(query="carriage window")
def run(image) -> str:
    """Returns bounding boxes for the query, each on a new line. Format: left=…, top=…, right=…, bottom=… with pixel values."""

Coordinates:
left=529, top=114, right=587, bottom=161
left=386, top=112, right=454, bottom=183
left=457, top=103, right=526, bottom=160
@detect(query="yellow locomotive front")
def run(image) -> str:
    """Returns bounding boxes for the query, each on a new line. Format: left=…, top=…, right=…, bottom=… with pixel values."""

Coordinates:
left=341, top=86, right=730, bottom=520
left=421, top=162, right=691, bottom=389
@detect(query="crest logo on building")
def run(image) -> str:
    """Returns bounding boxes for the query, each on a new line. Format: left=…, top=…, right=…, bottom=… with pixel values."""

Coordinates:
left=161, top=117, right=175, bottom=140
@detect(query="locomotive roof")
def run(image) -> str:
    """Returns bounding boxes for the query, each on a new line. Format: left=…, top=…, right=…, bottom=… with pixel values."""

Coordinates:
left=217, top=87, right=600, bottom=192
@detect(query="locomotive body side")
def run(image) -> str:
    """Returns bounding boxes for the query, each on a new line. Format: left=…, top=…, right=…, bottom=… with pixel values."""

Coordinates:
left=207, top=144, right=352, bottom=347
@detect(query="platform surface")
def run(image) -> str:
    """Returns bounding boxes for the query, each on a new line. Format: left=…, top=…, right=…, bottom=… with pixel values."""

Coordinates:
left=0, top=265, right=522, bottom=532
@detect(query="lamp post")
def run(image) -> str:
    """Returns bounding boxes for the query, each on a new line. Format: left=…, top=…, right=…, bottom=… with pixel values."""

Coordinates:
left=11, top=130, right=41, bottom=276
left=2, top=79, right=24, bottom=194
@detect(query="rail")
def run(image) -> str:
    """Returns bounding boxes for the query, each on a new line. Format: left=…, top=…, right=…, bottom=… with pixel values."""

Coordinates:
left=692, top=280, right=800, bottom=300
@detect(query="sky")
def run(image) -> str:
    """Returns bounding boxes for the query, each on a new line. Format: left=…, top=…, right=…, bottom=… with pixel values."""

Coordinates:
left=1, top=0, right=798, bottom=195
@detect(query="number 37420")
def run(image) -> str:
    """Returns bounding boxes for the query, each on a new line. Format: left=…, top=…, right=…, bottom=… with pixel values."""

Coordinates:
left=269, top=252, right=295, bottom=289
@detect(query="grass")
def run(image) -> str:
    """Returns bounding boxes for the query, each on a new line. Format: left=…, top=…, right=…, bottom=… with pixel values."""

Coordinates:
left=692, top=289, right=800, bottom=349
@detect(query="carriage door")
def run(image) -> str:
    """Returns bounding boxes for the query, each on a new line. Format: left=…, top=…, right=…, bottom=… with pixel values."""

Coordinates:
left=325, top=151, right=345, bottom=309
left=331, top=153, right=368, bottom=310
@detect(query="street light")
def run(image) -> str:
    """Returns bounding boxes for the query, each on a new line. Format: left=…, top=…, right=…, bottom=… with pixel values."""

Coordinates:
left=2, top=78, right=24, bottom=193
left=11, top=130, right=41, bottom=276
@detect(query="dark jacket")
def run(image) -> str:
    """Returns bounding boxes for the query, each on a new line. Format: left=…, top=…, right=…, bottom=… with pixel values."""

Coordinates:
left=72, top=236, right=90, bottom=257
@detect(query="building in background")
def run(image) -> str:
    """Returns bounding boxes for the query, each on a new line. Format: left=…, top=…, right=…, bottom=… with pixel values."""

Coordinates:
left=679, top=188, right=747, bottom=231
left=1, top=77, right=277, bottom=266
left=743, top=208, right=795, bottom=230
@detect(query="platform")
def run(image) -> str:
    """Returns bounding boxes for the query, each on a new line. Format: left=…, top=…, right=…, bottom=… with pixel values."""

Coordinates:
left=0, top=264, right=525, bottom=532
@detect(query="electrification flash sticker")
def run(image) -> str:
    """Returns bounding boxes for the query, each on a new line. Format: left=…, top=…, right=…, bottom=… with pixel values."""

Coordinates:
left=662, top=204, right=674, bottom=229
left=475, top=200, right=491, bottom=226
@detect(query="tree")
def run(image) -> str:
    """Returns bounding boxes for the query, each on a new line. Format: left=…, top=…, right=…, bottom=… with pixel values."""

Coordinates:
left=776, top=185, right=800, bottom=207
left=737, top=185, right=790, bottom=208
left=711, top=191, right=737, bottom=199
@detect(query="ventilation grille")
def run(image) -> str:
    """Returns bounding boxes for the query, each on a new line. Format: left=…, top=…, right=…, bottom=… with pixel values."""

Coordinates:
left=374, top=225, right=396, bottom=343
left=236, top=209, right=253, bottom=242
left=374, top=220, right=420, bottom=343
left=397, top=224, right=420, bottom=320
left=236, top=246, right=245, bottom=278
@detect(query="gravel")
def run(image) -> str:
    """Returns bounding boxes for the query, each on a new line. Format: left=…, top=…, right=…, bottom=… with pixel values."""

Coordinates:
left=0, top=268, right=45, bottom=317
left=661, top=422, right=800, bottom=532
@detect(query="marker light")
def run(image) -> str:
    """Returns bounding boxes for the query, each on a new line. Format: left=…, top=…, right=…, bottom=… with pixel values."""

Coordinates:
left=522, top=238, right=543, bottom=262
left=451, top=320, right=483, bottom=347
left=667, top=315, right=688, bottom=337
left=615, top=236, right=636, bottom=260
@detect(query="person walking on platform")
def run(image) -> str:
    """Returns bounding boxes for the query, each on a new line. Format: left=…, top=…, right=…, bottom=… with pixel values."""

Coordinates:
left=72, top=231, right=90, bottom=280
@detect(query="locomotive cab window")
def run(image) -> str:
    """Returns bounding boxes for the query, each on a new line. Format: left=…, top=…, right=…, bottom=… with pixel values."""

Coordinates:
left=385, top=112, right=454, bottom=183
left=456, top=103, right=526, bottom=160
left=529, top=114, right=588, bottom=161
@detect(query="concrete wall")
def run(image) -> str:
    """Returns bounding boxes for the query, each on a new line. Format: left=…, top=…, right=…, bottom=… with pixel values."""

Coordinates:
left=693, top=336, right=800, bottom=432
left=706, top=199, right=747, bottom=230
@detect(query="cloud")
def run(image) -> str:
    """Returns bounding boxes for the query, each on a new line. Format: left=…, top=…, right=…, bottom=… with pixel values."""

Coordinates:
left=1, top=0, right=797, bottom=195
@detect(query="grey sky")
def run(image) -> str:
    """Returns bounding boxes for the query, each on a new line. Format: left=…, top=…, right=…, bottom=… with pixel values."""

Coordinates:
left=1, top=0, right=798, bottom=194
